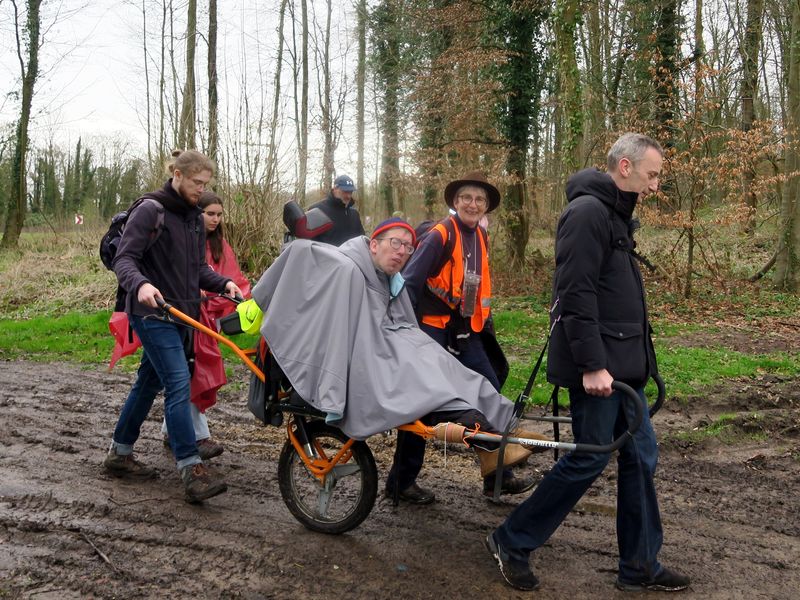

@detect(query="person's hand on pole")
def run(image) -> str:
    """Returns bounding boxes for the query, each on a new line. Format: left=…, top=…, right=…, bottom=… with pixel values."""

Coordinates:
left=137, top=282, right=164, bottom=308
left=583, top=369, right=614, bottom=397
left=224, top=281, right=243, bottom=299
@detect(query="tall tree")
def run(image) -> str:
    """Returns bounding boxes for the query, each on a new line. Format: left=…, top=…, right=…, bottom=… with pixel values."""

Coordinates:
left=207, top=0, right=219, bottom=164
left=316, top=0, right=339, bottom=189
left=298, top=0, right=310, bottom=198
left=553, top=0, right=583, bottom=173
left=740, top=0, right=765, bottom=234
left=178, top=0, right=197, bottom=149
left=653, top=0, right=679, bottom=148
left=1, top=0, right=42, bottom=249
left=141, top=0, right=152, bottom=165
left=489, top=0, right=548, bottom=266
left=372, top=0, right=403, bottom=216
left=416, top=0, right=454, bottom=219
left=356, top=0, right=367, bottom=200
left=267, top=0, right=289, bottom=189
left=774, top=0, right=800, bottom=289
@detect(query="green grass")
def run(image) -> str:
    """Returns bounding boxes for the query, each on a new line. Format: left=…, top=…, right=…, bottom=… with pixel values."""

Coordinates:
left=0, top=310, right=259, bottom=371
left=492, top=297, right=799, bottom=406
left=672, top=412, right=769, bottom=444
left=2, top=298, right=795, bottom=414
left=654, top=345, right=798, bottom=398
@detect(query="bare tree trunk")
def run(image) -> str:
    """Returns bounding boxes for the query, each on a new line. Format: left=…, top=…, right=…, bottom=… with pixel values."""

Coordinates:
left=356, top=0, right=367, bottom=204
left=178, top=0, right=197, bottom=150
left=684, top=0, right=705, bottom=298
left=207, top=0, right=218, bottom=165
left=267, top=0, right=288, bottom=189
left=298, top=0, right=309, bottom=199
left=2, top=0, right=42, bottom=249
left=774, top=0, right=800, bottom=289
left=169, top=0, right=180, bottom=150
left=142, top=0, right=152, bottom=165
left=740, top=0, right=765, bottom=235
left=319, top=0, right=335, bottom=189
left=158, top=0, right=167, bottom=163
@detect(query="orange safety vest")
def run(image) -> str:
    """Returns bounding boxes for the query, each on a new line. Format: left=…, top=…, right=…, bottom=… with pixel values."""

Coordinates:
left=421, top=216, right=492, bottom=333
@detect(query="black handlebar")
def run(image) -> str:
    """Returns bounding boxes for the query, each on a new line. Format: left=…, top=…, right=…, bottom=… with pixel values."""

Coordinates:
left=568, top=380, right=643, bottom=454
left=650, top=373, right=665, bottom=418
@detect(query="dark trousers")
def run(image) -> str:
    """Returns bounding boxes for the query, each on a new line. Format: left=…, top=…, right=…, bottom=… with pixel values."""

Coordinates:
left=493, top=387, right=664, bottom=582
left=385, top=323, right=502, bottom=492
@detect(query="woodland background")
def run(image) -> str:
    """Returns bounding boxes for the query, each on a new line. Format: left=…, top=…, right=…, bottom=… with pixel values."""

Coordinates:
left=2, top=0, right=800, bottom=298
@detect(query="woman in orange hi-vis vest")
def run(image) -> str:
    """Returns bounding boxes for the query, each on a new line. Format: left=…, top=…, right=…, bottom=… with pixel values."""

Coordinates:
left=384, top=171, right=535, bottom=505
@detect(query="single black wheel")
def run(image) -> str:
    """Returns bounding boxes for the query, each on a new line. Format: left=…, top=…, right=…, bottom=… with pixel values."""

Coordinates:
left=278, top=420, right=377, bottom=534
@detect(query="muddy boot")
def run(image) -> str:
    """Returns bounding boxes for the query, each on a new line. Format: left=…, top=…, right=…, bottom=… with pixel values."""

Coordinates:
left=181, top=463, right=228, bottom=503
left=475, top=444, right=532, bottom=478
left=103, top=450, right=158, bottom=480
left=196, top=438, right=224, bottom=460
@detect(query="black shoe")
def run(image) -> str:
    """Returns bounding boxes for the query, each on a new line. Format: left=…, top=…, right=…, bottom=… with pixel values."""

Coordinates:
left=385, top=483, right=435, bottom=505
left=484, top=530, right=539, bottom=591
left=616, top=567, right=690, bottom=592
left=483, top=474, right=536, bottom=497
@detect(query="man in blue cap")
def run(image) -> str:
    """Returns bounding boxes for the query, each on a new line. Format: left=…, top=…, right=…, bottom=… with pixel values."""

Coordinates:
left=307, top=174, right=365, bottom=246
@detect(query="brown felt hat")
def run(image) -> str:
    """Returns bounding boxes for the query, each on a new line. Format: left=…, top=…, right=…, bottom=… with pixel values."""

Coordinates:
left=444, top=171, right=501, bottom=213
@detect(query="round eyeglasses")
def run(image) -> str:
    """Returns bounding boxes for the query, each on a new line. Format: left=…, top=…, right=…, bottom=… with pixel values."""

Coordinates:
left=378, top=237, right=415, bottom=254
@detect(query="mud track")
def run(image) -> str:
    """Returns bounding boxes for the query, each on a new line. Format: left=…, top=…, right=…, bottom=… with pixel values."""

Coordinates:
left=1, top=361, right=798, bottom=599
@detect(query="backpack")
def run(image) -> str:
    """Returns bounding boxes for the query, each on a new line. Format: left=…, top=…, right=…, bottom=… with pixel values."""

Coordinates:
left=99, top=197, right=165, bottom=270
left=414, top=216, right=488, bottom=277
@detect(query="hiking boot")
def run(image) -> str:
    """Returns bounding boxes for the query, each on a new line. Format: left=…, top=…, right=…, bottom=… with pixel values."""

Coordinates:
left=385, top=483, right=435, bottom=505
left=197, top=438, right=224, bottom=460
left=483, top=474, right=536, bottom=497
left=475, top=444, right=532, bottom=478
left=103, top=451, right=158, bottom=480
left=181, top=463, right=228, bottom=503
left=616, top=567, right=690, bottom=592
left=484, top=530, right=539, bottom=591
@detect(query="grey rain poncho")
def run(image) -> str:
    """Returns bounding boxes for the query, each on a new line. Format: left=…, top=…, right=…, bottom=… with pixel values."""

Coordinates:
left=250, top=236, right=515, bottom=440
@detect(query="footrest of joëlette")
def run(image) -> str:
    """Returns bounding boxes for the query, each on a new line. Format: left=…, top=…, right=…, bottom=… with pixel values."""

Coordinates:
left=277, top=391, right=327, bottom=419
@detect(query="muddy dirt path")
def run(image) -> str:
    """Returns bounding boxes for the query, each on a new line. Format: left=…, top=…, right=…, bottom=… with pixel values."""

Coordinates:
left=1, top=360, right=798, bottom=599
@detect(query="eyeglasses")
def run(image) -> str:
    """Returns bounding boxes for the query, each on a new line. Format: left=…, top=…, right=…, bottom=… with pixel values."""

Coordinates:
left=456, top=193, right=488, bottom=207
left=378, top=237, right=415, bottom=255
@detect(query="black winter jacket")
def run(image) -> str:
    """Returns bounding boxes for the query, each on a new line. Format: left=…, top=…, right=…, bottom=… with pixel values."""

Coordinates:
left=113, top=179, right=231, bottom=320
left=546, top=168, right=657, bottom=389
left=307, top=192, right=365, bottom=246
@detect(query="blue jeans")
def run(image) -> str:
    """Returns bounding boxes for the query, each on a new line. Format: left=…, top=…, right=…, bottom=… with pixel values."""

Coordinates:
left=494, top=387, right=664, bottom=583
left=111, top=315, right=201, bottom=471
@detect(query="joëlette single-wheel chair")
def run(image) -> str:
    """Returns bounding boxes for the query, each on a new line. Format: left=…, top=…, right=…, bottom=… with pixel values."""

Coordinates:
left=155, top=297, right=664, bottom=535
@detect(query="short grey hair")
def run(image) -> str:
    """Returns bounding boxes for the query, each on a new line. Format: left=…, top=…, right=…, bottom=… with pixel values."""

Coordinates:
left=607, top=133, right=663, bottom=172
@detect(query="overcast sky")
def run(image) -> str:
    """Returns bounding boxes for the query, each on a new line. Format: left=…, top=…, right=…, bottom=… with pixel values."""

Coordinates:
left=1, top=2, right=149, bottom=147
left=1, top=1, right=370, bottom=189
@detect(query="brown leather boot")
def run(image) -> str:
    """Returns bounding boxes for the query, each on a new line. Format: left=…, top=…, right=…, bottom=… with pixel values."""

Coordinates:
left=475, top=444, right=533, bottom=478
left=181, top=463, right=228, bottom=503
left=510, top=428, right=551, bottom=454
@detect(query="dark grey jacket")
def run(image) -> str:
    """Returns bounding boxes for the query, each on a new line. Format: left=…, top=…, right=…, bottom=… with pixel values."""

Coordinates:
left=546, top=168, right=657, bottom=389
left=113, top=180, right=230, bottom=319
